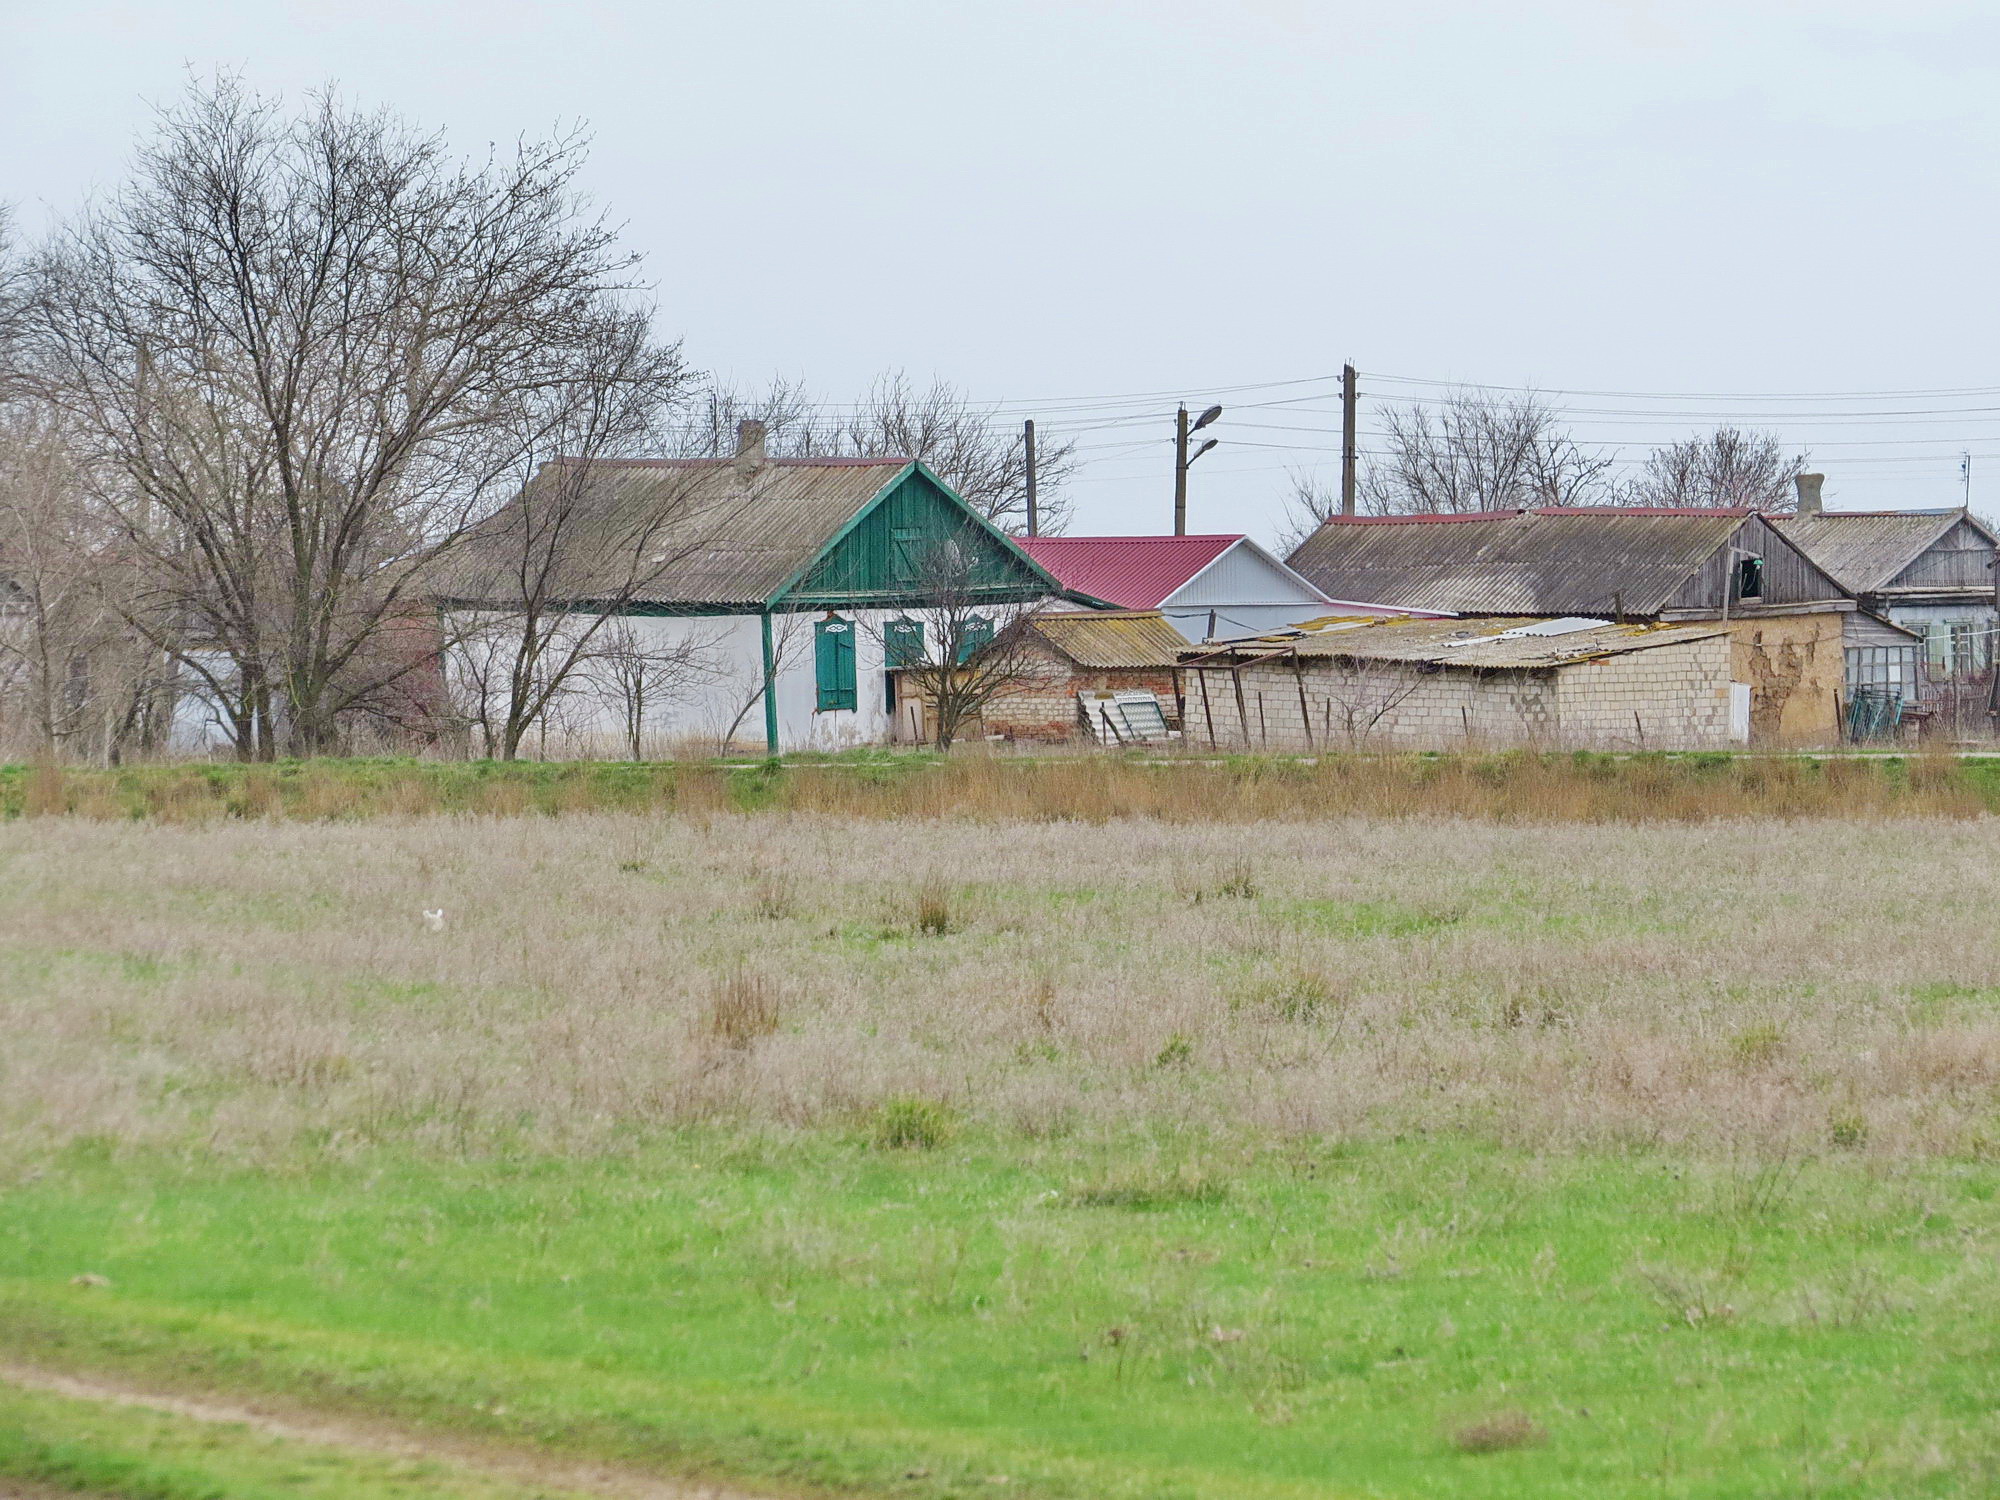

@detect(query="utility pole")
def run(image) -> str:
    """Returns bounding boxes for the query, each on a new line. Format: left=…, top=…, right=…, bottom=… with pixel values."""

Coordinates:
left=1023, top=419, right=1039, bottom=537
left=1173, top=403, right=1223, bottom=535
left=1173, top=406, right=1190, bottom=536
left=1963, top=450, right=1973, bottom=509
left=1340, top=363, right=1358, bottom=516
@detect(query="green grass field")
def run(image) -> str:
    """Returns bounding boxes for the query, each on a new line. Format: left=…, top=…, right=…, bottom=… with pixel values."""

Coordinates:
left=6, top=1138, right=1999, bottom=1498
left=4, top=787, right=2000, bottom=1496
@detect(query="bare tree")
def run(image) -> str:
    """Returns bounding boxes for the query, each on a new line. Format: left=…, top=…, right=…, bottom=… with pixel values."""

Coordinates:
left=701, top=609, right=811, bottom=753
left=0, top=409, right=147, bottom=757
left=589, top=618, right=723, bottom=759
left=1621, top=427, right=1807, bottom=510
left=1310, top=655, right=1427, bottom=747
left=679, top=372, right=1076, bottom=533
left=1277, top=468, right=1341, bottom=552
left=21, top=75, right=687, bottom=759
left=1361, top=389, right=1618, bottom=515
left=873, top=539, right=1047, bottom=750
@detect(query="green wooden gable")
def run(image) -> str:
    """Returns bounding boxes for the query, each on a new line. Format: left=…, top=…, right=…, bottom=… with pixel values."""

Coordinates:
left=779, top=464, right=1054, bottom=609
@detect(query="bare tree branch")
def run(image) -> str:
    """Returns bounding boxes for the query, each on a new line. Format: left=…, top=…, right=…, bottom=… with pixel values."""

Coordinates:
left=20, top=74, right=688, bottom=758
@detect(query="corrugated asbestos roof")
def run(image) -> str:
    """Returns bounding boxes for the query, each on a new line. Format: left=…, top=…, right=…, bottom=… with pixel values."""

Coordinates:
left=1769, top=509, right=1968, bottom=593
left=1189, top=614, right=1731, bottom=671
left=1285, top=508, right=1754, bottom=615
left=1029, top=609, right=1187, bottom=669
left=1016, top=535, right=1240, bottom=608
left=431, top=456, right=909, bottom=608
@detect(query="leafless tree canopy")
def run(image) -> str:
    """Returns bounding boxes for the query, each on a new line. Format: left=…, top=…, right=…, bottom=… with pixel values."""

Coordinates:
left=677, top=373, right=1075, bottom=533
left=1278, top=388, right=1814, bottom=533
left=1622, top=427, right=1808, bottom=510
left=18, top=76, right=687, bottom=758
left=1359, top=390, right=1620, bottom=515
left=1277, top=469, right=1341, bottom=553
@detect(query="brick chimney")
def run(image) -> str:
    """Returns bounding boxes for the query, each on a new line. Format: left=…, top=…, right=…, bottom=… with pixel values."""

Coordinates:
left=1794, top=472, right=1824, bottom=516
left=734, top=418, right=767, bottom=479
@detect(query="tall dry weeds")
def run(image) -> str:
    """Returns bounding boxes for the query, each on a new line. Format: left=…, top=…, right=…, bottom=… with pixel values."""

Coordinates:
left=5, top=810, right=2000, bottom=1166
left=0, top=751, right=1994, bottom=825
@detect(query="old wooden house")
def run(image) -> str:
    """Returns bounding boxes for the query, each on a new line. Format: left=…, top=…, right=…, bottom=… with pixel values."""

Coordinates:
left=1771, top=479, right=1999, bottom=685
left=1285, top=506, right=1909, bottom=743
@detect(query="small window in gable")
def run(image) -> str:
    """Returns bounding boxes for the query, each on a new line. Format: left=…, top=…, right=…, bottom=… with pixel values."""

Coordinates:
left=814, top=615, right=857, bottom=711
left=1735, top=555, right=1764, bottom=600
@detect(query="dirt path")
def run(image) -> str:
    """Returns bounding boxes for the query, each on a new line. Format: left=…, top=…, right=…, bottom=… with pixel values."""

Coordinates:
left=0, top=1361, right=788, bottom=1500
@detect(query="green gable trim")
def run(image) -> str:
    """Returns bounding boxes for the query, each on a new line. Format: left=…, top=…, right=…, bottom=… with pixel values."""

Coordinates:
left=763, top=461, right=1065, bottom=608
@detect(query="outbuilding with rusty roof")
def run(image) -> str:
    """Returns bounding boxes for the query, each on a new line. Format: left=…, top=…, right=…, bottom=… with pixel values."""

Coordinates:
left=1181, top=614, right=1743, bottom=751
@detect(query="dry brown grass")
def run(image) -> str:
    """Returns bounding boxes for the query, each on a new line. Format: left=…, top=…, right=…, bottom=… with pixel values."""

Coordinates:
left=5, top=809, right=2000, bottom=1165
left=2, top=748, right=1995, bottom=825
left=1450, top=1411, right=1547, bottom=1454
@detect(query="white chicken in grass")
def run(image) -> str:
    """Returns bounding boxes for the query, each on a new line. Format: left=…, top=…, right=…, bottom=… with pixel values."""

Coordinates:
left=422, top=908, right=446, bottom=933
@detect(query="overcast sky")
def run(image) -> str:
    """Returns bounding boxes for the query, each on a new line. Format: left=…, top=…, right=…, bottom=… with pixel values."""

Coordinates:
left=9, top=1, right=2000, bottom=538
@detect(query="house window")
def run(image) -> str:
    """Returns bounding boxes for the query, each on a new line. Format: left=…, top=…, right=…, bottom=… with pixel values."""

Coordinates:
left=1920, top=620, right=1952, bottom=672
left=884, top=617, right=926, bottom=669
left=1734, top=555, right=1764, bottom=600
left=957, top=613, right=996, bottom=663
left=814, top=615, right=857, bottom=711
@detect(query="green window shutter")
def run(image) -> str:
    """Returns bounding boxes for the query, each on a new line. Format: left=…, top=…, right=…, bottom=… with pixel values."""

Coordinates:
left=957, top=614, right=996, bottom=664
left=885, top=617, right=926, bottom=669
left=891, top=527, right=924, bottom=586
left=815, top=616, right=857, bottom=711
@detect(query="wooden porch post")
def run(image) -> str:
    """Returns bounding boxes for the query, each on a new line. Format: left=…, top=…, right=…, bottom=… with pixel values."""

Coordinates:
left=760, top=608, right=780, bottom=756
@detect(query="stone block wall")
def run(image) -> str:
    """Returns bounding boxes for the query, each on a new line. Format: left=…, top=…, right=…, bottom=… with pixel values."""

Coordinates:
left=1186, top=634, right=1736, bottom=751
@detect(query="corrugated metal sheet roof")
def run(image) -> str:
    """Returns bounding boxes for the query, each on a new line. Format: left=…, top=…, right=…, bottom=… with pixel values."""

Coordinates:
left=1285, top=509, right=1755, bottom=615
left=1189, top=614, right=1730, bottom=670
left=1016, top=535, right=1241, bottom=608
left=1029, top=609, right=1187, bottom=668
left=1769, top=509, right=1968, bottom=593
left=432, top=456, right=909, bottom=608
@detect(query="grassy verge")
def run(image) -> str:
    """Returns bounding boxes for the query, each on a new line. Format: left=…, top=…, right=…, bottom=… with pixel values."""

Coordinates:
left=1, top=748, right=1998, bottom=822
left=3, top=1134, right=1998, bottom=1499
left=0, top=1376, right=600, bottom=1499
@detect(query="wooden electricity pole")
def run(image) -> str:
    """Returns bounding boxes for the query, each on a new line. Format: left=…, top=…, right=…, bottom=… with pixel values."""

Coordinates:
left=1173, top=404, right=1190, bottom=536
left=1023, top=419, right=1039, bottom=536
left=1340, top=363, right=1358, bottom=516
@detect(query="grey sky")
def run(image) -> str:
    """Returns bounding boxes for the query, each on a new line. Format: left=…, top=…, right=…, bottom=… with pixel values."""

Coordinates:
left=8, top=0, right=2000, bottom=538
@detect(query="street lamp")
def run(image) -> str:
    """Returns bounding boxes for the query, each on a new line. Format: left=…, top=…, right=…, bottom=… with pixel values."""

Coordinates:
left=1173, top=403, right=1223, bottom=535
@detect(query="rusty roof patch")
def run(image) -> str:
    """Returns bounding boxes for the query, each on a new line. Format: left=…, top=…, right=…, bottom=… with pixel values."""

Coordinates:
left=1186, top=614, right=1731, bottom=671
left=1029, top=609, right=1188, bottom=669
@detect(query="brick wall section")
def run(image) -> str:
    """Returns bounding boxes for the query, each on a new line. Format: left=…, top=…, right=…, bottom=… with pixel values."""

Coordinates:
left=1185, top=633, right=1735, bottom=750
left=969, top=643, right=1183, bottom=742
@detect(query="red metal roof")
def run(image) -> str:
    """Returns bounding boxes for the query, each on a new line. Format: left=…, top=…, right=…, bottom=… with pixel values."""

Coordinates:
left=1016, top=534, right=1241, bottom=607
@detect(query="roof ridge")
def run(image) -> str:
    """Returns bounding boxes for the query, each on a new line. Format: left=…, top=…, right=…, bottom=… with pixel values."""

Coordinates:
left=551, top=455, right=911, bottom=470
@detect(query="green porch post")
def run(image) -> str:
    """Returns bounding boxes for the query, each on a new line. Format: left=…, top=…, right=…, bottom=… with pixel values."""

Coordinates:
left=760, top=608, right=780, bottom=756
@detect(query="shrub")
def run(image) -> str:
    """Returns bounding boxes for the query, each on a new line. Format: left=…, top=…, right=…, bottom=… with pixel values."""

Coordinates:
left=913, top=880, right=955, bottom=936
left=872, top=1096, right=955, bottom=1150
left=704, top=968, right=782, bottom=1048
